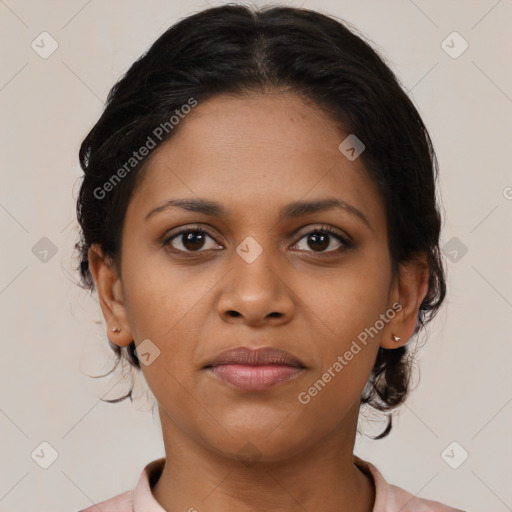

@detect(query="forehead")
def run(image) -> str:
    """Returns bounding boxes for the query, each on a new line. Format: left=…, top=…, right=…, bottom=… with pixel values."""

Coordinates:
left=125, top=92, right=385, bottom=231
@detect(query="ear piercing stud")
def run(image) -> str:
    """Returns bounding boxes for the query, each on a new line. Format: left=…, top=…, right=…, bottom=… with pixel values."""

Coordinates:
left=111, top=327, right=121, bottom=333
left=392, top=334, right=401, bottom=342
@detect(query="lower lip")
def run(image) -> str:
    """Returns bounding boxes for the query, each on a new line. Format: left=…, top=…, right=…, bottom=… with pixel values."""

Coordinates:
left=206, top=364, right=304, bottom=391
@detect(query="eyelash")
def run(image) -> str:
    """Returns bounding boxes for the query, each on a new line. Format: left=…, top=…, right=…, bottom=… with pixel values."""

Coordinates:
left=161, top=224, right=353, bottom=256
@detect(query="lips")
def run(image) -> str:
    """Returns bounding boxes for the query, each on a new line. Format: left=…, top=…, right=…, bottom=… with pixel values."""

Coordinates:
left=203, top=346, right=306, bottom=391
left=204, top=346, right=305, bottom=368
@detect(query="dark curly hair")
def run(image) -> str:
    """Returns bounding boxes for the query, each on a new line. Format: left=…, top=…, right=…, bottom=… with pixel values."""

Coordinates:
left=74, top=4, right=446, bottom=439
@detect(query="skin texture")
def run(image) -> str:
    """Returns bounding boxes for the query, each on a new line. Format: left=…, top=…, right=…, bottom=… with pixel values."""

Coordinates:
left=88, top=91, right=429, bottom=512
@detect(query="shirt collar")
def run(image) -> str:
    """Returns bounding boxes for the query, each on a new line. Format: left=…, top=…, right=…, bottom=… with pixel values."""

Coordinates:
left=133, top=457, right=166, bottom=512
left=353, top=454, right=390, bottom=511
left=134, top=455, right=385, bottom=511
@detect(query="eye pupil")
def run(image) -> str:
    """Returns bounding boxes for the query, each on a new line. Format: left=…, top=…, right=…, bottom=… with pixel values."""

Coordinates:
left=183, top=231, right=205, bottom=251
left=308, top=232, right=329, bottom=252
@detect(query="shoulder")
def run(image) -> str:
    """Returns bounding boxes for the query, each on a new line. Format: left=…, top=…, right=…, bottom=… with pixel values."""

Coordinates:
left=353, top=455, right=467, bottom=512
left=78, top=489, right=134, bottom=511
left=76, top=457, right=166, bottom=512
left=378, top=481, right=465, bottom=512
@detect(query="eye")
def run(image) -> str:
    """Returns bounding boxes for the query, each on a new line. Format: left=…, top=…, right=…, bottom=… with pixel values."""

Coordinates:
left=162, top=226, right=221, bottom=253
left=291, top=225, right=352, bottom=254
left=162, top=224, right=353, bottom=255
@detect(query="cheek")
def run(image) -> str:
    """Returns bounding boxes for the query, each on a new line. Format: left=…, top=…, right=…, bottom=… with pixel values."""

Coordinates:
left=301, top=261, right=391, bottom=345
left=122, top=251, right=212, bottom=340
left=293, top=256, right=390, bottom=406
left=120, top=257, right=214, bottom=404
left=121, top=262, right=209, bottom=430
left=293, top=276, right=385, bottom=430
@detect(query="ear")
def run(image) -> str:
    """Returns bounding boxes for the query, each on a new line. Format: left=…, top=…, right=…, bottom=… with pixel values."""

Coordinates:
left=380, top=253, right=429, bottom=349
left=87, top=243, right=134, bottom=347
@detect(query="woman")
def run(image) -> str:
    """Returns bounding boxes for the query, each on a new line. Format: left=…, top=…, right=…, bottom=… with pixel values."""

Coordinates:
left=75, top=5, right=464, bottom=511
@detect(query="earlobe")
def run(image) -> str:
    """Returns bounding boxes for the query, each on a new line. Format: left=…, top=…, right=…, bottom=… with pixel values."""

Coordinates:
left=87, top=244, right=134, bottom=347
left=380, top=254, right=429, bottom=350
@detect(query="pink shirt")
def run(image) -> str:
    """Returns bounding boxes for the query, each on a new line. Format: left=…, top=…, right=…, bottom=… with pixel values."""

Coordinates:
left=78, top=456, right=465, bottom=511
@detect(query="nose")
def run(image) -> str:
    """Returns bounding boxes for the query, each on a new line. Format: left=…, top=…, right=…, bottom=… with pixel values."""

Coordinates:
left=217, top=247, right=295, bottom=327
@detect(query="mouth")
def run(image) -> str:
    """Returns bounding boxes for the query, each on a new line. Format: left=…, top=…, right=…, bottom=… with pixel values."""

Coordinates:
left=203, top=346, right=306, bottom=391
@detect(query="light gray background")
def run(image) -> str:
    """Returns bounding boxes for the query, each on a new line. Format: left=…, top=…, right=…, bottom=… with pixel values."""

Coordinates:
left=1, top=1, right=511, bottom=511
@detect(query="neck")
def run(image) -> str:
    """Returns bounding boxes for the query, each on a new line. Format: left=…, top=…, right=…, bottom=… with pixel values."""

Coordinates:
left=151, top=403, right=375, bottom=512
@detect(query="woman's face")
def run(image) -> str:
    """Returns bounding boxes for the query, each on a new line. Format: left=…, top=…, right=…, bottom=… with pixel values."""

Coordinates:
left=92, top=92, right=414, bottom=461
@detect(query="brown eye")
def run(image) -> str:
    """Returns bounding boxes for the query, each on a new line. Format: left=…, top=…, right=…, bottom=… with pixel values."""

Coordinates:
left=304, top=232, right=331, bottom=252
left=163, top=229, right=220, bottom=252
left=292, top=226, right=352, bottom=254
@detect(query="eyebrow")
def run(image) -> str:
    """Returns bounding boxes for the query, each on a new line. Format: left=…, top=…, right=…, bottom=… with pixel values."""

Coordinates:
left=145, top=197, right=372, bottom=231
